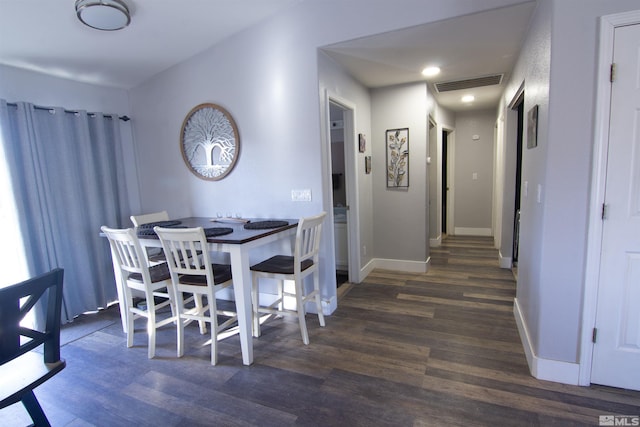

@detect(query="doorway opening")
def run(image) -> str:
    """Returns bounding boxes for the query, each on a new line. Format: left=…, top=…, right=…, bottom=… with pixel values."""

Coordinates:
left=428, top=117, right=439, bottom=247
left=442, top=129, right=450, bottom=235
left=329, top=101, right=349, bottom=287
left=511, top=92, right=525, bottom=270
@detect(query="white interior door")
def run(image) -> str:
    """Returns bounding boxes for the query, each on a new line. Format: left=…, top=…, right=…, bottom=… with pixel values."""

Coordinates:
left=591, top=22, right=640, bottom=391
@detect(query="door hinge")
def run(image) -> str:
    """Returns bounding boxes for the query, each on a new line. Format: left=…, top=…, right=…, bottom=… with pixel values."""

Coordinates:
left=592, top=327, right=598, bottom=343
left=610, top=63, right=616, bottom=82
left=601, top=203, right=608, bottom=220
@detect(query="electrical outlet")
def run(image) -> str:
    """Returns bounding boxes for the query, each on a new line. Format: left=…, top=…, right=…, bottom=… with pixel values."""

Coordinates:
left=291, top=189, right=312, bottom=202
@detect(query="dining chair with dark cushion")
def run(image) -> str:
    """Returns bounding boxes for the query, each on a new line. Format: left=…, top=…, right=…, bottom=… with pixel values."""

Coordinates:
left=250, top=212, right=327, bottom=345
left=101, top=226, right=179, bottom=359
left=154, top=226, right=238, bottom=365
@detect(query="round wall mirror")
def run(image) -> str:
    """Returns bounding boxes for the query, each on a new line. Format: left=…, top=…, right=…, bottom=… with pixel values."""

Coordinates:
left=180, top=103, right=240, bottom=181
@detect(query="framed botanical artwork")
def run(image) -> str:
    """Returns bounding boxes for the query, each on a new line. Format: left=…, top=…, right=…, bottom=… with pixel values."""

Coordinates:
left=386, top=128, right=409, bottom=188
left=359, top=133, right=366, bottom=153
left=527, top=104, right=538, bottom=149
left=180, top=103, right=240, bottom=181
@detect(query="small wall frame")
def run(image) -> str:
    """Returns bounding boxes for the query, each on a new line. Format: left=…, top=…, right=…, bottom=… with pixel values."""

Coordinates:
left=386, top=128, right=409, bottom=188
left=527, top=104, right=538, bottom=149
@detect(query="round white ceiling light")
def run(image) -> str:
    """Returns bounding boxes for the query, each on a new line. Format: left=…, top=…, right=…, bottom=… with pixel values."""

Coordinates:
left=421, top=66, right=441, bottom=77
left=75, top=0, right=131, bottom=31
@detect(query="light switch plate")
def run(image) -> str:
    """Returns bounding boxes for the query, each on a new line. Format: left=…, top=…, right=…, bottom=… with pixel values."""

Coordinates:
left=291, top=189, right=312, bottom=202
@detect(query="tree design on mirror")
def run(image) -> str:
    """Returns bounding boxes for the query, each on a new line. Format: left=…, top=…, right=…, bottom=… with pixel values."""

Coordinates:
left=180, top=103, right=240, bottom=180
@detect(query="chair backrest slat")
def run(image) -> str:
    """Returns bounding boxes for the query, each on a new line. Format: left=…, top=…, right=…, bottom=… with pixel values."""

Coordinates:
left=295, top=212, right=326, bottom=265
left=101, top=226, right=151, bottom=282
left=0, top=268, right=64, bottom=365
left=154, top=227, right=211, bottom=276
left=130, top=211, right=169, bottom=227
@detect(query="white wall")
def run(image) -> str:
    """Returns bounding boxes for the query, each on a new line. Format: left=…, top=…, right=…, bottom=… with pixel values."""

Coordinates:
left=538, top=0, right=640, bottom=362
left=499, top=0, right=640, bottom=384
left=128, top=0, right=526, bottom=304
left=371, top=83, right=428, bottom=266
left=318, top=51, right=374, bottom=278
left=453, top=109, right=495, bottom=235
left=500, top=0, right=551, bottom=373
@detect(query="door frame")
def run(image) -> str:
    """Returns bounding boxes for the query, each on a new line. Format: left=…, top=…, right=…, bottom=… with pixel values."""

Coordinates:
left=428, top=115, right=440, bottom=247
left=443, top=127, right=455, bottom=236
left=580, top=9, right=640, bottom=386
left=323, top=91, right=361, bottom=284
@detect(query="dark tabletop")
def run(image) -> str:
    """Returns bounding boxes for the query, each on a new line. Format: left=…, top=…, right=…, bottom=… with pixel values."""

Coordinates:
left=139, top=217, right=298, bottom=245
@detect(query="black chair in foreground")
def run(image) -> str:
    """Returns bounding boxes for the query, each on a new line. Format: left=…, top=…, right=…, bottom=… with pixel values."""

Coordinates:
left=0, top=268, right=65, bottom=427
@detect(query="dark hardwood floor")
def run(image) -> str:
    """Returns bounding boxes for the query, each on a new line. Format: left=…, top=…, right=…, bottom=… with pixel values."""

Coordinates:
left=3, top=236, right=639, bottom=426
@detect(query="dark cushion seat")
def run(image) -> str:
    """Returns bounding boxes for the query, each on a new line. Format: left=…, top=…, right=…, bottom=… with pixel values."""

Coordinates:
left=179, top=264, right=233, bottom=286
left=128, top=262, right=171, bottom=283
left=250, top=255, right=313, bottom=275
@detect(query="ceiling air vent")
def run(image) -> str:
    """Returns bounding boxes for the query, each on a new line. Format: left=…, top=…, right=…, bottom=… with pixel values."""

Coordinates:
left=434, top=74, right=503, bottom=93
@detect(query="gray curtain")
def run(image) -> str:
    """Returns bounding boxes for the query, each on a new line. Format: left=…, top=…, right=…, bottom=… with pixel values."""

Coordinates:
left=0, top=100, right=131, bottom=324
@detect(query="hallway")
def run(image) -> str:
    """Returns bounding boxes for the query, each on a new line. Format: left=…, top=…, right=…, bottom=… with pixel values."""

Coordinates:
left=3, top=237, right=639, bottom=426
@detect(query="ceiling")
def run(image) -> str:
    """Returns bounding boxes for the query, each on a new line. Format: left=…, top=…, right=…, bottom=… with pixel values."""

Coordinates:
left=323, top=1, right=536, bottom=112
left=0, top=0, right=301, bottom=89
left=0, top=1, right=536, bottom=112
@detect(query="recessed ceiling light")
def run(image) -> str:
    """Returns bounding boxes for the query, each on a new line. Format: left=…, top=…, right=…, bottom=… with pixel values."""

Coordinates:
left=462, top=95, right=475, bottom=103
left=421, top=66, right=441, bottom=77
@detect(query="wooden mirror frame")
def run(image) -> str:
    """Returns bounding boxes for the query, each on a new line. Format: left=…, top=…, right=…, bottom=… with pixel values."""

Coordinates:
left=180, top=103, right=240, bottom=181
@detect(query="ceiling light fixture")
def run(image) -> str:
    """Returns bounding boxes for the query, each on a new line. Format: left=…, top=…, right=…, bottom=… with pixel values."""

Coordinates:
left=462, top=95, right=475, bottom=103
left=421, top=66, right=441, bottom=77
left=75, top=0, right=131, bottom=31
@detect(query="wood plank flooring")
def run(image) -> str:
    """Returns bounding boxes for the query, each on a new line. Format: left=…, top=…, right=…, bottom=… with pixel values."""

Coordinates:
left=3, top=236, right=639, bottom=426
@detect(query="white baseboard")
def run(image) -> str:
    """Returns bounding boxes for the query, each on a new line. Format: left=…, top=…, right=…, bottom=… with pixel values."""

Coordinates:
left=454, top=227, right=492, bottom=236
left=320, top=295, right=337, bottom=315
left=429, top=235, right=442, bottom=247
left=499, top=251, right=512, bottom=269
left=373, top=257, right=429, bottom=273
left=513, top=298, right=581, bottom=385
left=359, top=259, right=376, bottom=283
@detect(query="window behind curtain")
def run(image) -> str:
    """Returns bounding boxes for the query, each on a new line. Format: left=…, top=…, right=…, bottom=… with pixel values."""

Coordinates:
left=0, top=121, right=28, bottom=288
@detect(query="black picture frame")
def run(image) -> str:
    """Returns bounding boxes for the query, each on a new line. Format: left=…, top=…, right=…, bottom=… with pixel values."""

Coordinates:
left=527, top=105, right=538, bottom=149
left=359, top=133, right=366, bottom=153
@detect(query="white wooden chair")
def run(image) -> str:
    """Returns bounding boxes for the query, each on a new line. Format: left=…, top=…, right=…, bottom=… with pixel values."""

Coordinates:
left=101, top=226, right=177, bottom=359
left=154, top=226, right=237, bottom=365
left=130, top=211, right=170, bottom=263
left=130, top=211, right=169, bottom=227
left=250, top=212, right=326, bottom=344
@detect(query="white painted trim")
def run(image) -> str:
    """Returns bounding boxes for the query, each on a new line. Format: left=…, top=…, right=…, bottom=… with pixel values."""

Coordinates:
left=580, top=10, right=640, bottom=388
left=325, top=91, right=361, bottom=288
left=498, top=251, right=512, bottom=269
left=446, top=128, right=455, bottom=236
left=359, top=258, right=376, bottom=283
left=514, top=298, right=580, bottom=385
left=429, top=235, right=442, bottom=247
left=321, top=295, right=337, bottom=315
left=373, top=257, right=430, bottom=273
left=454, top=227, right=492, bottom=236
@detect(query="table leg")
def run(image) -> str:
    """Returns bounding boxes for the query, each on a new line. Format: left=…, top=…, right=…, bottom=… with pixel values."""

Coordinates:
left=228, top=246, right=253, bottom=365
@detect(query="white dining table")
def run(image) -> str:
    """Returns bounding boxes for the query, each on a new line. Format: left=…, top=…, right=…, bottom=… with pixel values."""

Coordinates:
left=134, top=217, right=298, bottom=365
